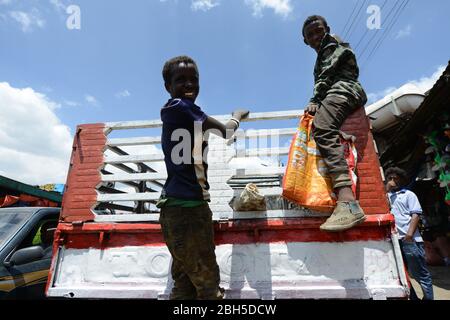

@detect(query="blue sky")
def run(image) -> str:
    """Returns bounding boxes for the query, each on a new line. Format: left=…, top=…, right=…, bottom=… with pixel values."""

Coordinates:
left=1, top=0, right=449, bottom=184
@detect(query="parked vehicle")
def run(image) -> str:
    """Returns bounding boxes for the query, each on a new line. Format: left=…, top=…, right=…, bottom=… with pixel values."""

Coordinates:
left=0, top=207, right=60, bottom=299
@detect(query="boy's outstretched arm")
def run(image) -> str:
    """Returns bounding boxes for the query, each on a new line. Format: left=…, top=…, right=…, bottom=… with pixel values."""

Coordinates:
left=203, top=109, right=249, bottom=139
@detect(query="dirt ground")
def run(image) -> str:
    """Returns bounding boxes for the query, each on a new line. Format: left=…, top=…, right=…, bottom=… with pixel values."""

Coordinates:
left=410, top=266, right=450, bottom=300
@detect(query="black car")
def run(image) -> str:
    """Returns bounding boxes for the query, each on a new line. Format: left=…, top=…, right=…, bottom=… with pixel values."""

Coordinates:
left=0, top=207, right=60, bottom=299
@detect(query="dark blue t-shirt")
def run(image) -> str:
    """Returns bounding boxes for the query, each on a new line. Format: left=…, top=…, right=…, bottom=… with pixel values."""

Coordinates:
left=160, top=98, right=210, bottom=201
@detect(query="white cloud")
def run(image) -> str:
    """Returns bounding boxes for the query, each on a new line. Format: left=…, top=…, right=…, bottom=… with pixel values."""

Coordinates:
left=49, top=0, right=66, bottom=12
left=395, top=24, right=412, bottom=39
left=367, top=65, right=446, bottom=104
left=85, top=94, right=99, bottom=106
left=408, top=65, right=446, bottom=93
left=115, top=90, right=131, bottom=99
left=161, top=0, right=292, bottom=17
left=191, top=0, right=220, bottom=11
left=244, top=0, right=293, bottom=18
left=9, top=9, right=45, bottom=32
left=367, top=86, right=397, bottom=105
left=0, top=82, right=72, bottom=184
left=63, top=100, right=80, bottom=107
left=159, top=0, right=179, bottom=4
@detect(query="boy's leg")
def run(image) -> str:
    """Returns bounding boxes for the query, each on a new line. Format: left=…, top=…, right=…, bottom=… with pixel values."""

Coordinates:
left=312, top=94, right=366, bottom=232
left=400, top=241, right=420, bottom=300
left=401, top=241, right=434, bottom=300
left=160, top=204, right=223, bottom=300
left=169, top=259, right=197, bottom=300
left=313, top=94, right=356, bottom=187
left=160, top=207, right=197, bottom=300
left=183, top=205, right=224, bottom=300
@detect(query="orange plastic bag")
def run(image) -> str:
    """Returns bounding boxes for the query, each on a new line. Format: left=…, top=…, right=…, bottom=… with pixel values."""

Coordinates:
left=282, top=114, right=357, bottom=213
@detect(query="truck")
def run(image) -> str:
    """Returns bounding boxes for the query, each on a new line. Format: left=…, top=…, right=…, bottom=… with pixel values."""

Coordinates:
left=45, top=106, right=411, bottom=300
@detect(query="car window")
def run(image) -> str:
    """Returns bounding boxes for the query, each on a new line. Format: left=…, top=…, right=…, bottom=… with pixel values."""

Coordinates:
left=0, top=210, right=32, bottom=249
left=32, top=219, right=57, bottom=246
left=17, top=217, right=58, bottom=251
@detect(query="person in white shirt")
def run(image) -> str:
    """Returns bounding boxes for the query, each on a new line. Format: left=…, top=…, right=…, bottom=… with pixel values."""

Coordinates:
left=385, top=167, right=434, bottom=300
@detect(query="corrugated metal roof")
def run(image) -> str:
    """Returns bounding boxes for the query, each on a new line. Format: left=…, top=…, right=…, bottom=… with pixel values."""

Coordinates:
left=379, top=61, right=450, bottom=169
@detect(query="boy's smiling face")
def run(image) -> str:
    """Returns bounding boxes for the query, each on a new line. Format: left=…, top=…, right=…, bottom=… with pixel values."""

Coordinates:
left=165, top=62, right=199, bottom=102
left=304, top=20, right=329, bottom=52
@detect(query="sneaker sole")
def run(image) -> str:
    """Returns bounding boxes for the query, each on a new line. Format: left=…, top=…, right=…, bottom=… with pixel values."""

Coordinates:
left=319, top=215, right=367, bottom=232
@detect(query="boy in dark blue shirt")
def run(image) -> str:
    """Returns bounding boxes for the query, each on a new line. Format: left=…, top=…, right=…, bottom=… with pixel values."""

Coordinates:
left=158, top=55, right=249, bottom=300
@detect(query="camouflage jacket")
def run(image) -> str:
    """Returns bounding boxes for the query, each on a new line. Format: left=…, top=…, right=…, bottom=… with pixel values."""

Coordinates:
left=310, top=33, right=367, bottom=106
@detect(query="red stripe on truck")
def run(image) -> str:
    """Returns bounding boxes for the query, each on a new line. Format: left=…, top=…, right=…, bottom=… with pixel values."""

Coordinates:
left=54, top=214, right=395, bottom=249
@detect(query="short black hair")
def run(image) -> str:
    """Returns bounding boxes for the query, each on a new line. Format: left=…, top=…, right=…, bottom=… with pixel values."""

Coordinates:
left=385, top=167, right=409, bottom=185
left=162, top=55, right=199, bottom=85
left=302, top=15, right=329, bottom=38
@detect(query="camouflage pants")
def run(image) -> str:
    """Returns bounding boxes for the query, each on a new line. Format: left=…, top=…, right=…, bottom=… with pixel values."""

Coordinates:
left=313, top=94, right=360, bottom=189
left=159, top=204, right=224, bottom=300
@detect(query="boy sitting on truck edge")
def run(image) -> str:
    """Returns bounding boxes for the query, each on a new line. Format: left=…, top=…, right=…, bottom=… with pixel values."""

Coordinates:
left=157, top=55, right=249, bottom=300
left=302, top=15, right=368, bottom=232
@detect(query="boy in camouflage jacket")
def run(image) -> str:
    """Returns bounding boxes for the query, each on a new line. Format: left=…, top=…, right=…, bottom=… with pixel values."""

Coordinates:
left=302, top=15, right=368, bottom=232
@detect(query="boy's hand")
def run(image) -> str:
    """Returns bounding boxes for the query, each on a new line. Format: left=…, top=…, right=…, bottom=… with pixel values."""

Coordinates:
left=232, top=109, right=250, bottom=121
left=404, top=234, right=414, bottom=243
left=305, top=102, right=320, bottom=115
left=385, top=180, right=398, bottom=193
